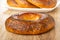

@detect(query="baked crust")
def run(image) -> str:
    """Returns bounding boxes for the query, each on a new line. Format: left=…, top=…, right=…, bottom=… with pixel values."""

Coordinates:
left=7, top=0, right=56, bottom=8
left=5, top=12, right=55, bottom=34
left=14, top=0, right=37, bottom=8
left=27, top=0, right=57, bottom=8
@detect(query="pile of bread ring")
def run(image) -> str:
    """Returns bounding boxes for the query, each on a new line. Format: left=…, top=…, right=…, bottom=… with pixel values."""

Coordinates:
left=7, top=0, right=57, bottom=8
left=5, top=0, right=56, bottom=35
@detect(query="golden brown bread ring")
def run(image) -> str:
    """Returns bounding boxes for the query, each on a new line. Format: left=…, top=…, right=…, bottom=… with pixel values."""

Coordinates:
left=7, top=0, right=20, bottom=8
left=5, top=12, right=55, bottom=34
left=27, top=0, right=57, bottom=8
left=15, top=0, right=37, bottom=8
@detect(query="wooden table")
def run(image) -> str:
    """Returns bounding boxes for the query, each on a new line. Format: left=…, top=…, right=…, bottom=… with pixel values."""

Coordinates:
left=0, top=5, right=60, bottom=40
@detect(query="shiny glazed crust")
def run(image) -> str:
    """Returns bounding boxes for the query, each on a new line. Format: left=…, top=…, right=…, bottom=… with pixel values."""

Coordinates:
left=7, top=0, right=56, bottom=8
left=14, top=0, right=37, bottom=8
left=27, top=0, right=57, bottom=8
left=5, top=12, right=55, bottom=34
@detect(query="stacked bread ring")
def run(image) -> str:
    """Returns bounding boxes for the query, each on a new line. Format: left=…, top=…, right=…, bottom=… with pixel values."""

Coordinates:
left=5, top=12, right=55, bottom=34
left=7, top=0, right=57, bottom=8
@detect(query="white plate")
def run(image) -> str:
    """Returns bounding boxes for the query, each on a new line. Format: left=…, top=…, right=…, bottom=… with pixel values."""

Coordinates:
left=3, top=0, right=60, bottom=12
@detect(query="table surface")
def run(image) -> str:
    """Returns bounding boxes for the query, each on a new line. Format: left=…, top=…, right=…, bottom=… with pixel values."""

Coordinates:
left=0, top=5, right=60, bottom=40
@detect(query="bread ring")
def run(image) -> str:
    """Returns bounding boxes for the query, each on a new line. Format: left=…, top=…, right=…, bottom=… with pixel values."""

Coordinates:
left=7, top=0, right=20, bottom=8
left=15, top=0, right=37, bottom=8
left=27, top=0, right=57, bottom=8
left=5, top=12, right=55, bottom=34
